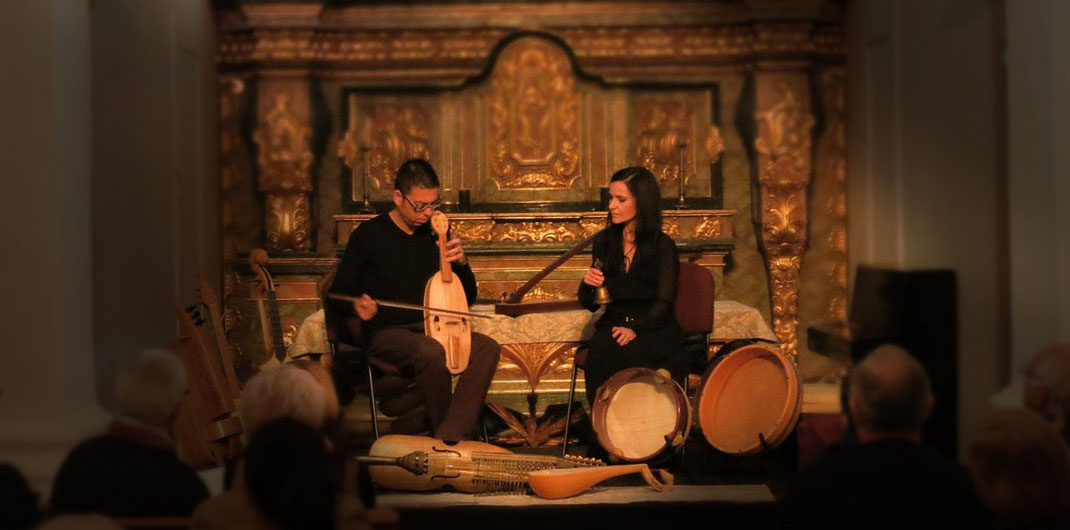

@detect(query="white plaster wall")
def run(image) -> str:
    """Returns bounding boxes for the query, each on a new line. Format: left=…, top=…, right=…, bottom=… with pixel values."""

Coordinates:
left=847, top=0, right=1003, bottom=456
left=1005, top=0, right=1070, bottom=374
left=0, top=0, right=218, bottom=495
left=91, top=0, right=220, bottom=408
left=0, top=0, right=105, bottom=493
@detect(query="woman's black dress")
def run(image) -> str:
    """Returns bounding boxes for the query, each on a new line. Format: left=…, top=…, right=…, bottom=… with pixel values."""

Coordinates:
left=577, top=227, right=688, bottom=404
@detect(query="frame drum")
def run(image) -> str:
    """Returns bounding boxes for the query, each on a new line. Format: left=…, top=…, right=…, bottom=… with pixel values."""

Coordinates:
left=590, top=368, right=691, bottom=462
left=694, top=341, right=801, bottom=455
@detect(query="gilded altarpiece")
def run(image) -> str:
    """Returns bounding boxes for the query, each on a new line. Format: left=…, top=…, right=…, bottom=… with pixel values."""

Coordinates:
left=214, top=1, right=849, bottom=433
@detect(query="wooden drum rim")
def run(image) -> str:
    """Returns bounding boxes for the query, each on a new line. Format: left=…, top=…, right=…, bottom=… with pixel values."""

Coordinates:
left=694, top=344, right=801, bottom=455
left=590, top=367, right=691, bottom=462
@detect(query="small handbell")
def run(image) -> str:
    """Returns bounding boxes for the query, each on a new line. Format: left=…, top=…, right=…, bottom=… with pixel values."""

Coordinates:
left=592, top=258, right=611, bottom=305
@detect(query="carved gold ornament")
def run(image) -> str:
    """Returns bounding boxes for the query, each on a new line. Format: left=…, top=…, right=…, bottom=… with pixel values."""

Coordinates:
left=705, top=125, right=725, bottom=164
left=500, top=342, right=577, bottom=393
left=755, top=76, right=814, bottom=359
left=253, top=92, right=313, bottom=193
left=692, top=216, right=724, bottom=239
left=219, top=77, right=246, bottom=257
left=366, top=102, right=432, bottom=191
left=265, top=193, right=312, bottom=252
left=821, top=68, right=848, bottom=323
left=218, top=25, right=844, bottom=69
left=450, top=220, right=495, bottom=242
left=661, top=217, right=681, bottom=237
left=635, top=99, right=692, bottom=189
left=497, top=222, right=584, bottom=243
left=487, top=37, right=581, bottom=190
left=578, top=218, right=606, bottom=238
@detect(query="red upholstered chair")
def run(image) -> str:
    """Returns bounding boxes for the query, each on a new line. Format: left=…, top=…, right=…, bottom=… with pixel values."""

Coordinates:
left=561, top=261, right=715, bottom=456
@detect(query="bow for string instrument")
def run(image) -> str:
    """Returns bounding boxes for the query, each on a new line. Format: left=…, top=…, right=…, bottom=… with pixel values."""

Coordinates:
left=492, top=229, right=601, bottom=317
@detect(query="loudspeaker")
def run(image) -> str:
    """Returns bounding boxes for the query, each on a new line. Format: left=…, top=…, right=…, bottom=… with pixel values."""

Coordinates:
left=849, top=266, right=958, bottom=457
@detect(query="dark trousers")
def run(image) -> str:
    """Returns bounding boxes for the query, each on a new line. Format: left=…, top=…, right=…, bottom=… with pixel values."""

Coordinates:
left=366, top=326, right=500, bottom=441
left=583, top=326, right=690, bottom=405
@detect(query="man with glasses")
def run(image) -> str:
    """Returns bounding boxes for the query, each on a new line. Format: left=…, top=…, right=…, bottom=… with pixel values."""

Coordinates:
left=326, top=158, right=500, bottom=442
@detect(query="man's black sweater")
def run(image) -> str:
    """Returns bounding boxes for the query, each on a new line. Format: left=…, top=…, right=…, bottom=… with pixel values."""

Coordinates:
left=327, top=213, right=478, bottom=338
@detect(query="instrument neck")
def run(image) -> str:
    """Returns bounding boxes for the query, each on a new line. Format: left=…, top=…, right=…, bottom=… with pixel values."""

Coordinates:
left=266, top=290, right=286, bottom=362
left=437, top=230, right=453, bottom=283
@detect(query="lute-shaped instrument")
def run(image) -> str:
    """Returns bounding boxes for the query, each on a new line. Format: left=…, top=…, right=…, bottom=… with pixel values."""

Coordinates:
left=424, top=212, right=472, bottom=374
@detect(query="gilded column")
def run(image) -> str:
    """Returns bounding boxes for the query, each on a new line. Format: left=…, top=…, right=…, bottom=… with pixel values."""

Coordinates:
left=252, top=78, right=314, bottom=252
left=754, top=72, right=814, bottom=359
left=820, top=68, right=848, bottom=324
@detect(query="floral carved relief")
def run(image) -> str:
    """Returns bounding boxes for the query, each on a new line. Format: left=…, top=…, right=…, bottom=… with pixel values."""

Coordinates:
left=821, top=68, right=848, bottom=323
left=253, top=92, right=313, bottom=193
left=366, top=102, right=432, bottom=191
left=635, top=98, right=693, bottom=189
left=755, top=76, right=814, bottom=359
left=487, top=37, right=581, bottom=190
left=264, top=193, right=312, bottom=252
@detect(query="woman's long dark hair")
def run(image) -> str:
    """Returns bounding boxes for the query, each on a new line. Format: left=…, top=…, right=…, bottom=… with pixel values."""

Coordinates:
left=608, top=166, right=662, bottom=246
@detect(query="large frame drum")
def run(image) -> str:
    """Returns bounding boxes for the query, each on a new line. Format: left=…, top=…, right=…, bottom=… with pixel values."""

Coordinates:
left=590, top=367, right=691, bottom=462
left=693, top=341, right=801, bottom=455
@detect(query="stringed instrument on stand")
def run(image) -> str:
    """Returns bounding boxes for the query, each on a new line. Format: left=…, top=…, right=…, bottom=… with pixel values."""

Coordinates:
left=171, top=273, right=244, bottom=469
left=249, top=248, right=293, bottom=371
left=198, top=273, right=241, bottom=402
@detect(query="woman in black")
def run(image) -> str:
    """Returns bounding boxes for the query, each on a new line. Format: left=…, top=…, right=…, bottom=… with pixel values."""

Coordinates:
left=578, top=166, right=687, bottom=405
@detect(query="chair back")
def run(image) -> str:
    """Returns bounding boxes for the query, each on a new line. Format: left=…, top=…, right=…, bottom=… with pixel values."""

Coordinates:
left=321, top=272, right=364, bottom=346
left=674, top=261, right=714, bottom=336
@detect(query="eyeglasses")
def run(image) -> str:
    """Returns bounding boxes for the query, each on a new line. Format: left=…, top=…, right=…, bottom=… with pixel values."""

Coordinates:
left=401, top=194, right=443, bottom=212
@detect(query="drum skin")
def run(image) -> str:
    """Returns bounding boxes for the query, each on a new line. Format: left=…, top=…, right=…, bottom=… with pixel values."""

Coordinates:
left=590, top=368, right=691, bottom=462
left=694, top=343, right=802, bottom=455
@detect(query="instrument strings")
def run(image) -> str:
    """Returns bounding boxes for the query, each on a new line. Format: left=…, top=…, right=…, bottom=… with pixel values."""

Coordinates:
left=432, top=451, right=604, bottom=495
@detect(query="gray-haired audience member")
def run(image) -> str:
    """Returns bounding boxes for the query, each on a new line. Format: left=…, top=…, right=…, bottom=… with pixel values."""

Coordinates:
left=778, top=345, right=991, bottom=530
left=238, top=361, right=341, bottom=438
left=192, top=363, right=371, bottom=530
left=49, top=348, right=208, bottom=517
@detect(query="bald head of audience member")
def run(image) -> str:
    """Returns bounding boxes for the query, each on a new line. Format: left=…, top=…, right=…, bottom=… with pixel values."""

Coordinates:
left=848, top=345, right=934, bottom=442
left=112, top=348, right=188, bottom=431
left=239, top=361, right=341, bottom=437
left=968, top=408, right=1070, bottom=527
left=1024, top=343, right=1070, bottom=441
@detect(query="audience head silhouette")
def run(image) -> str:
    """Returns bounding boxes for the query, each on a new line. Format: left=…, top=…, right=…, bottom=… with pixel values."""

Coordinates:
left=968, top=407, right=1070, bottom=528
left=243, top=418, right=337, bottom=530
left=1024, top=343, right=1070, bottom=442
left=848, top=344, right=933, bottom=440
left=240, top=362, right=340, bottom=437
left=112, top=348, right=187, bottom=430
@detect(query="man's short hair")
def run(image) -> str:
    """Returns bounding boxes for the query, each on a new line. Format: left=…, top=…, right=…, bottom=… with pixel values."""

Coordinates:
left=394, top=158, right=440, bottom=193
left=239, top=364, right=339, bottom=436
left=112, top=348, right=188, bottom=428
left=849, top=344, right=933, bottom=434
